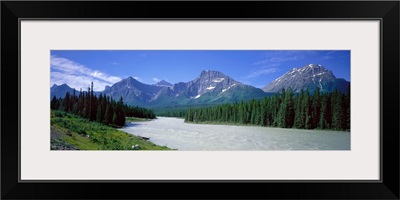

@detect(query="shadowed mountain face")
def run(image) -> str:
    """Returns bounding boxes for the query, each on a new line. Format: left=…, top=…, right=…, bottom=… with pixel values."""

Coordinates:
left=104, top=77, right=164, bottom=105
left=262, top=64, right=350, bottom=93
left=51, top=84, right=75, bottom=98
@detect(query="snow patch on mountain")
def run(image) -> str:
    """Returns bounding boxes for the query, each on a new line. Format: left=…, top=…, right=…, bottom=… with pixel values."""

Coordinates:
left=212, top=78, right=225, bottom=83
left=206, top=86, right=216, bottom=90
left=222, top=83, right=236, bottom=93
left=191, top=94, right=201, bottom=99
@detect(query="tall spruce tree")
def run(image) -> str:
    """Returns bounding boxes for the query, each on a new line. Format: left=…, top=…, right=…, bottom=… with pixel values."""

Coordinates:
left=294, top=89, right=304, bottom=128
left=331, top=89, right=343, bottom=130
left=311, top=88, right=321, bottom=129
left=303, top=89, right=311, bottom=129
left=345, top=85, right=350, bottom=130
left=285, top=88, right=295, bottom=128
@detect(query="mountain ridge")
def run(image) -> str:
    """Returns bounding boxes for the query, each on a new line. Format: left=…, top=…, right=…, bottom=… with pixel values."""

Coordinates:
left=51, top=65, right=349, bottom=108
left=155, top=80, right=173, bottom=87
left=262, top=64, right=349, bottom=93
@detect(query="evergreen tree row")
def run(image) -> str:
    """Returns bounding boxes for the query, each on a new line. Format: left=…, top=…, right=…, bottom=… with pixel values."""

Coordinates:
left=157, top=109, right=186, bottom=118
left=51, top=82, right=156, bottom=127
left=185, top=87, right=350, bottom=131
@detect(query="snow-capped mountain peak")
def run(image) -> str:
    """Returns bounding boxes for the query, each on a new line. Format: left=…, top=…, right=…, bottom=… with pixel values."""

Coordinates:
left=263, top=64, right=347, bottom=93
left=186, top=70, right=241, bottom=96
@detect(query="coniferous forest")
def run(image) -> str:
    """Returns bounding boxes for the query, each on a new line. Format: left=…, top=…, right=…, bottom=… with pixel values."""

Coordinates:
left=51, top=82, right=350, bottom=131
left=185, top=86, right=350, bottom=131
left=51, top=82, right=156, bottom=127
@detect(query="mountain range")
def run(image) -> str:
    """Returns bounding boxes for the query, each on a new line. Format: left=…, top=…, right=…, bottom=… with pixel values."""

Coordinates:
left=51, top=64, right=350, bottom=108
left=262, top=64, right=350, bottom=93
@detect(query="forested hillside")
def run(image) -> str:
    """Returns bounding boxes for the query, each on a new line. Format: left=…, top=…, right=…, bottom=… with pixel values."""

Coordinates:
left=185, top=87, right=350, bottom=131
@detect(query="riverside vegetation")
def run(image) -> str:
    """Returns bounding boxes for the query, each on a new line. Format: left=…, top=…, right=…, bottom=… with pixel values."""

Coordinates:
left=51, top=110, right=170, bottom=150
left=50, top=82, right=169, bottom=150
left=182, top=87, right=350, bottom=131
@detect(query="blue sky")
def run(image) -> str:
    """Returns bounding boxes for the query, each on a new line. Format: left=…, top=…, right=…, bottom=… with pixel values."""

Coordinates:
left=51, top=50, right=350, bottom=91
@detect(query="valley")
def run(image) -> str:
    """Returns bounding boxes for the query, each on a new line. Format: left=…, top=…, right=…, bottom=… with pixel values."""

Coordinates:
left=50, top=63, right=351, bottom=150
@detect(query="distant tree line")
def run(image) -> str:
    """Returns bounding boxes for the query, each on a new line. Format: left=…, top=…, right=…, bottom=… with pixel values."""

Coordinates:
left=185, top=87, right=350, bottom=131
left=51, top=82, right=156, bottom=127
left=157, top=109, right=186, bottom=118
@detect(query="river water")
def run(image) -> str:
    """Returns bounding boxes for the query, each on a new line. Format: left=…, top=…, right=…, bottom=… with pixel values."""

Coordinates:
left=120, top=117, right=350, bottom=150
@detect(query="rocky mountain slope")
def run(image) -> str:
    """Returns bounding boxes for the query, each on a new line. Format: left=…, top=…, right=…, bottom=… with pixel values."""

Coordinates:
left=262, top=64, right=349, bottom=93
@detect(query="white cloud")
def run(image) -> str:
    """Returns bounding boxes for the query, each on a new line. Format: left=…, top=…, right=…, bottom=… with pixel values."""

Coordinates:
left=246, top=51, right=307, bottom=79
left=253, top=51, right=305, bottom=66
left=111, top=62, right=118, bottom=65
left=50, top=55, right=122, bottom=91
left=246, top=65, right=279, bottom=79
left=153, top=77, right=160, bottom=82
left=51, top=72, right=111, bottom=91
left=90, top=70, right=121, bottom=83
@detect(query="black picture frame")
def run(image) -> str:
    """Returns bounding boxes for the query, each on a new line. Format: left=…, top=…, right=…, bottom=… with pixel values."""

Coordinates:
left=1, top=1, right=399, bottom=199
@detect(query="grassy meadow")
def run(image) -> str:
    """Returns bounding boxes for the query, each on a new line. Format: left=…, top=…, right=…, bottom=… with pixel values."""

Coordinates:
left=50, top=110, right=171, bottom=150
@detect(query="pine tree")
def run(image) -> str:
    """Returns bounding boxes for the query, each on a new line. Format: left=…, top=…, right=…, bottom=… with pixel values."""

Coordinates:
left=184, top=109, right=189, bottom=121
left=51, top=95, right=58, bottom=110
left=346, top=85, right=350, bottom=130
left=277, top=88, right=287, bottom=127
left=84, top=86, right=90, bottom=118
left=331, top=90, right=343, bottom=130
left=103, top=105, right=110, bottom=125
left=311, top=88, right=321, bottom=129
left=90, top=82, right=98, bottom=121
left=78, top=89, right=84, bottom=116
left=319, top=95, right=328, bottom=129
left=72, top=102, right=79, bottom=114
left=260, top=97, right=267, bottom=126
left=96, top=104, right=102, bottom=123
left=238, top=101, right=244, bottom=124
left=294, top=90, right=304, bottom=128
left=62, top=92, right=71, bottom=112
left=112, top=111, right=118, bottom=126
left=266, top=97, right=272, bottom=126
left=303, top=89, right=311, bottom=129
left=285, top=88, right=295, bottom=128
